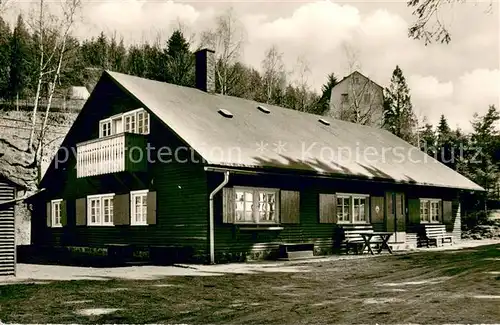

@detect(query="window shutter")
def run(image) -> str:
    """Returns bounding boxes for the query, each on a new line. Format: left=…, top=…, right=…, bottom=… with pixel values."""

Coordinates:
left=370, top=196, right=384, bottom=223
left=280, top=190, right=300, bottom=224
left=147, top=191, right=157, bottom=225
left=395, top=193, right=405, bottom=232
left=386, top=192, right=394, bottom=219
left=75, top=198, right=86, bottom=226
left=442, top=200, right=453, bottom=231
left=222, top=187, right=235, bottom=223
left=46, top=202, right=52, bottom=227
left=319, top=194, right=336, bottom=223
left=61, top=200, right=67, bottom=226
left=408, top=199, right=420, bottom=224
left=442, top=200, right=451, bottom=224
left=114, top=194, right=130, bottom=225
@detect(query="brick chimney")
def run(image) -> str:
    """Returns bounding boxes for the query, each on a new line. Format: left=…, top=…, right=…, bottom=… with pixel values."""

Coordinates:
left=195, top=49, right=216, bottom=93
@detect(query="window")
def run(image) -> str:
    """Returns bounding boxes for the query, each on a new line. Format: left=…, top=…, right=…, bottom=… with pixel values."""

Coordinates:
left=335, top=193, right=369, bottom=224
left=235, top=187, right=278, bottom=224
left=87, top=194, right=115, bottom=226
left=353, top=196, right=367, bottom=223
left=420, top=199, right=441, bottom=223
left=99, top=120, right=112, bottom=137
left=51, top=199, right=62, bottom=227
left=131, top=190, right=148, bottom=226
left=336, top=196, right=350, bottom=223
left=430, top=201, right=440, bottom=222
left=236, top=189, right=254, bottom=223
left=124, top=108, right=149, bottom=134
left=124, top=113, right=136, bottom=133
left=98, top=108, right=150, bottom=138
left=353, top=76, right=360, bottom=85
left=363, top=93, right=371, bottom=104
left=341, top=93, right=349, bottom=103
left=137, top=111, right=149, bottom=134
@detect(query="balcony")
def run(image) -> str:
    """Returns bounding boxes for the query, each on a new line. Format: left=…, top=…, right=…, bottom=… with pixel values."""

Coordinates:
left=76, top=133, right=148, bottom=178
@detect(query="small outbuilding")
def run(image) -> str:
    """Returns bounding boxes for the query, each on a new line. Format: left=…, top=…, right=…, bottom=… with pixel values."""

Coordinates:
left=0, top=176, right=22, bottom=276
left=67, top=86, right=90, bottom=101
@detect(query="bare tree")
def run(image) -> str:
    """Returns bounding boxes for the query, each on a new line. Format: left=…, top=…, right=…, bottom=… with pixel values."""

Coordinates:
left=201, top=7, right=245, bottom=95
left=36, top=0, right=81, bottom=170
left=261, top=44, right=286, bottom=105
left=408, top=0, right=493, bottom=44
left=330, top=44, right=384, bottom=127
left=0, top=0, right=10, bottom=14
left=292, top=55, right=313, bottom=112
left=25, top=0, right=81, bottom=181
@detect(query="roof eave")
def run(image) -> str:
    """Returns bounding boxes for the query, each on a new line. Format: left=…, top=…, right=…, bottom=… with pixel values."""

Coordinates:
left=204, top=163, right=484, bottom=192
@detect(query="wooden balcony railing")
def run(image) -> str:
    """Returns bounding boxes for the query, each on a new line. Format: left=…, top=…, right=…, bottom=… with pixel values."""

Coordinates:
left=76, top=133, right=147, bottom=178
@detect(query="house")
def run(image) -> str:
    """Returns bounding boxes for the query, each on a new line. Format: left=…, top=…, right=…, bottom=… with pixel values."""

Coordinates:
left=29, top=49, right=483, bottom=264
left=328, top=71, right=384, bottom=127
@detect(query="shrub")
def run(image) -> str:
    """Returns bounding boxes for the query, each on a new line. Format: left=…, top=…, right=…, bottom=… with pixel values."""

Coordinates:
left=462, top=210, right=489, bottom=230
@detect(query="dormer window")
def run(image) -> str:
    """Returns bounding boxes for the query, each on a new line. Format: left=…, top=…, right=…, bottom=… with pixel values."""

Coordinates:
left=137, top=110, right=149, bottom=134
left=100, top=120, right=112, bottom=137
left=124, top=113, right=136, bottom=133
left=99, top=108, right=150, bottom=138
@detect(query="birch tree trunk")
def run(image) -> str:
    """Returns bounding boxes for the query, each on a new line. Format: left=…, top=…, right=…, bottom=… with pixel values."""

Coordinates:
left=35, top=37, right=68, bottom=182
left=34, top=0, right=80, bottom=182
left=27, top=0, right=44, bottom=152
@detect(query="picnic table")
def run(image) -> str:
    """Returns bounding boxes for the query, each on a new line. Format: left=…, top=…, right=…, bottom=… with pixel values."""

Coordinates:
left=351, top=231, right=394, bottom=255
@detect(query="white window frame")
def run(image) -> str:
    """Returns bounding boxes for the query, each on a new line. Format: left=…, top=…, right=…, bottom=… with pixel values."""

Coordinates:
left=51, top=199, right=63, bottom=228
left=98, top=108, right=150, bottom=138
left=131, top=190, right=148, bottom=226
left=336, top=193, right=370, bottom=224
left=123, top=108, right=149, bottom=135
left=99, top=119, right=112, bottom=138
left=420, top=198, right=441, bottom=224
left=234, top=186, right=280, bottom=225
left=87, top=193, right=115, bottom=226
left=336, top=195, right=351, bottom=224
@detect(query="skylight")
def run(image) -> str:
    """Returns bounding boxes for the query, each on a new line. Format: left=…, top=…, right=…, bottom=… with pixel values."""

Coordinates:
left=257, top=105, right=270, bottom=114
left=318, top=118, right=330, bottom=126
left=218, top=109, right=233, bottom=118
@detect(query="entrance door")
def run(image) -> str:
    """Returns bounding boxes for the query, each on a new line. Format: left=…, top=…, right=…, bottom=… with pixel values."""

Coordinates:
left=385, top=192, right=406, bottom=240
left=113, top=117, right=123, bottom=134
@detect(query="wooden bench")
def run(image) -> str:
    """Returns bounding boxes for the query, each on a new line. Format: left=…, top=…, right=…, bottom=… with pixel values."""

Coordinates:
left=278, top=243, right=315, bottom=260
left=337, top=225, right=383, bottom=255
left=418, top=224, right=453, bottom=247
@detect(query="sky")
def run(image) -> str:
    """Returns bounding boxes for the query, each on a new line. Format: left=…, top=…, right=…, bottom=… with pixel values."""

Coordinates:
left=4, top=0, right=500, bottom=131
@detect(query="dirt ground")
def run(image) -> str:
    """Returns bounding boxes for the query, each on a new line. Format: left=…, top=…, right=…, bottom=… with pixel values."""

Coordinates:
left=2, top=239, right=497, bottom=282
left=0, top=242, right=499, bottom=324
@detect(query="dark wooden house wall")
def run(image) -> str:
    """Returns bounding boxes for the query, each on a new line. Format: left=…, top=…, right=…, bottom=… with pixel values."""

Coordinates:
left=32, top=77, right=209, bottom=261
left=210, top=172, right=461, bottom=260
left=0, top=178, right=16, bottom=276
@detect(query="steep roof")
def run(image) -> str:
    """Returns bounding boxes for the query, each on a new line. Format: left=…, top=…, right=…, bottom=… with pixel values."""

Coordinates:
left=99, top=71, right=482, bottom=191
left=336, top=71, right=384, bottom=90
